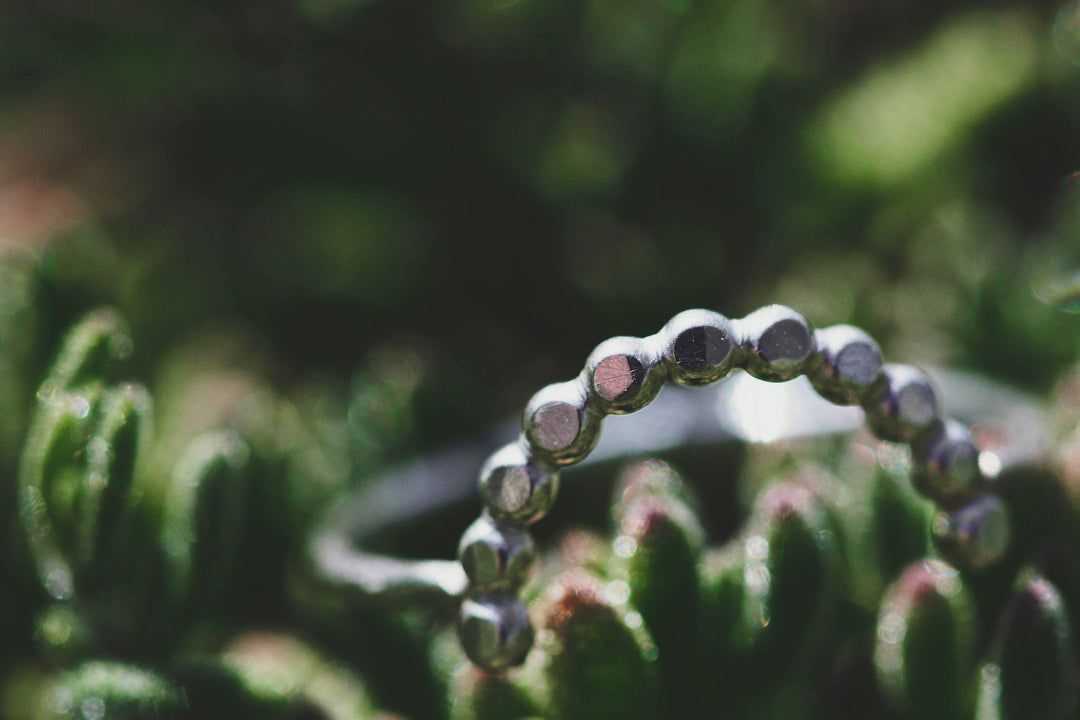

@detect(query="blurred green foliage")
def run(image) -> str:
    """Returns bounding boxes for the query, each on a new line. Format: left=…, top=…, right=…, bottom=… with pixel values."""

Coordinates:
left=2, top=0, right=1080, bottom=717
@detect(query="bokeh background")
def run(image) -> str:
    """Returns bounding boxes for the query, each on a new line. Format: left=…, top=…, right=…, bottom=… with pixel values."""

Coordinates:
left=2, top=0, right=1080, bottom=716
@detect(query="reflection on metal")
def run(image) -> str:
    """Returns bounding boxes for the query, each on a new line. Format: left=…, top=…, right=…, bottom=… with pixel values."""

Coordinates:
left=302, top=305, right=1050, bottom=671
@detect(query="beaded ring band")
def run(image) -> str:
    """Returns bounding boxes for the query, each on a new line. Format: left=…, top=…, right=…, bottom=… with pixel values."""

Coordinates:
left=306, top=305, right=1045, bottom=673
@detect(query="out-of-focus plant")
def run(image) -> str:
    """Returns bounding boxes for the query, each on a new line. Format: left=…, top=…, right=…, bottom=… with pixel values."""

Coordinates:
left=7, top=309, right=408, bottom=718
left=446, top=439, right=1080, bottom=720
left=7, top=309, right=1080, bottom=719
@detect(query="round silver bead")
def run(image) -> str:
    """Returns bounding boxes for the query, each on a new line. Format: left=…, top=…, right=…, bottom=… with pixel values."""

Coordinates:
left=660, top=309, right=737, bottom=386
left=458, top=515, right=537, bottom=594
left=522, top=379, right=601, bottom=467
left=584, top=336, right=666, bottom=415
left=862, top=364, right=940, bottom=443
left=479, top=443, right=559, bottom=525
left=739, top=305, right=815, bottom=382
left=808, top=324, right=883, bottom=405
left=911, top=419, right=982, bottom=507
left=459, top=594, right=534, bottom=671
left=931, top=494, right=1011, bottom=570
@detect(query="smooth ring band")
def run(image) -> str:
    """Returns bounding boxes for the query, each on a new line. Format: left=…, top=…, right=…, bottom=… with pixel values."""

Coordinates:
left=303, top=305, right=1051, bottom=672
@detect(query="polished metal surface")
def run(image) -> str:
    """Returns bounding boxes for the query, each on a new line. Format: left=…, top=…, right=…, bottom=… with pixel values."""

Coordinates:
left=478, top=443, right=559, bottom=525
left=585, top=335, right=666, bottom=414
left=302, top=304, right=1050, bottom=672
left=523, top=379, right=601, bottom=467
left=661, top=309, right=737, bottom=386
left=458, top=594, right=533, bottom=670
left=863, top=364, right=941, bottom=443
left=739, top=305, right=815, bottom=382
left=911, top=418, right=982, bottom=507
left=809, top=324, right=883, bottom=405
left=931, top=494, right=1011, bottom=569
left=457, top=515, right=537, bottom=593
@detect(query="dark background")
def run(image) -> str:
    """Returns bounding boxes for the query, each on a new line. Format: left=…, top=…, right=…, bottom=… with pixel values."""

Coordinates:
left=3, top=1, right=1079, bottom=405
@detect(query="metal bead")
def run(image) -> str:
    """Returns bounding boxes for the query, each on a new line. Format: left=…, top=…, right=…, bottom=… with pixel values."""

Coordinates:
left=808, top=324, right=883, bottom=405
left=458, top=515, right=537, bottom=593
left=911, top=419, right=982, bottom=507
left=585, top=336, right=666, bottom=415
left=522, top=379, right=601, bottom=467
left=459, top=594, right=534, bottom=671
left=740, top=305, right=815, bottom=382
left=862, top=364, right=940, bottom=443
left=660, top=309, right=737, bottom=386
left=931, top=494, right=1011, bottom=570
left=479, top=443, right=559, bottom=525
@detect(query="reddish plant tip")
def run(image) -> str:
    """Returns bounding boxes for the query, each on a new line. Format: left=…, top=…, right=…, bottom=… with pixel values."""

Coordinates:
left=1053, top=368, right=1080, bottom=413
left=758, top=483, right=815, bottom=523
left=893, top=561, right=959, bottom=607
left=557, top=530, right=607, bottom=566
left=542, top=571, right=612, bottom=632
left=463, top=665, right=507, bottom=689
left=1056, top=426, right=1080, bottom=500
left=224, top=632, right=293, bottom=659
left=616, top=459, right=680, bottom=503
left=1013, top=576, right=1062, bottom=616
left=898, top=570, right=938, bottom=604
left=620, top=498, right=677, bottom=540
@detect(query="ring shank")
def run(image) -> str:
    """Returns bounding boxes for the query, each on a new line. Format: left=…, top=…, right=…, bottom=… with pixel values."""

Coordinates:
left=302, top=368, right=1046, bottom=611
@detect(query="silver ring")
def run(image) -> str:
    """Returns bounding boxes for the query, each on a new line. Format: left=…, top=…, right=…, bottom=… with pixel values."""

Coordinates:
left=300, top=305, right=1051, bottom=671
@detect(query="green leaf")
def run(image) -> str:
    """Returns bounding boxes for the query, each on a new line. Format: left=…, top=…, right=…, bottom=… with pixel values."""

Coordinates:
left=874, top=560, right=976, bottom=720
left=542, top=571, right=659, bottom=720
left=995, top=573, right=1078, bottom=720
left=160, top=431, right=250, bottom=616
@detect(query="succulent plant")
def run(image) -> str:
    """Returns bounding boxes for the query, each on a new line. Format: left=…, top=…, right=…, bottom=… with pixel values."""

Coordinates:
left=8, top=308, right=1080, bottom=720
left=450, top=439, right=1080, bottom=720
